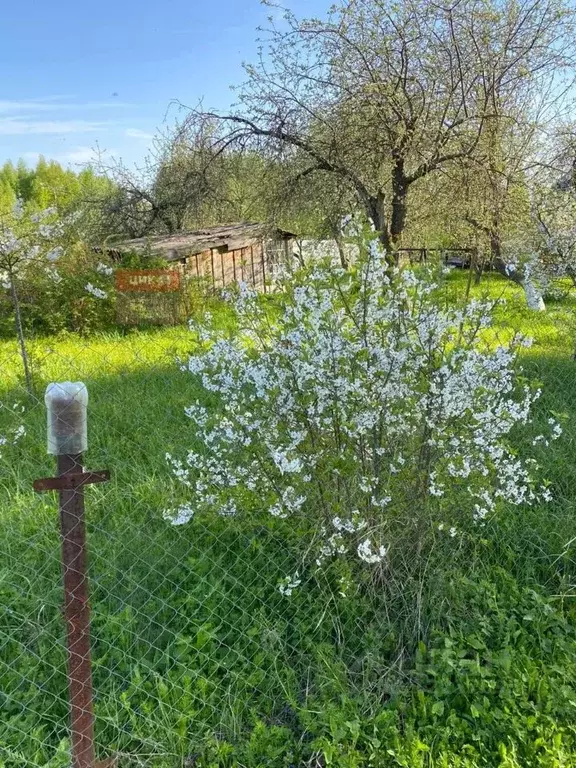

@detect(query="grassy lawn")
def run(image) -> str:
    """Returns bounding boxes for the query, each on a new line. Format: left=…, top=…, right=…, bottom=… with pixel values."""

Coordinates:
left=1, top=272, right=576, bottom=767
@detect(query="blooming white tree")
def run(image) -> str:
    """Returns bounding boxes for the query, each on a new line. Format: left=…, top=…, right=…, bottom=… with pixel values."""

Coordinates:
left=532, top=184, right=576, bottom=298
left=0, top=201, right=65, bottom=393
left=165, top=238, right=559, bottom=594
left=501, top=178, right=576, bottom=310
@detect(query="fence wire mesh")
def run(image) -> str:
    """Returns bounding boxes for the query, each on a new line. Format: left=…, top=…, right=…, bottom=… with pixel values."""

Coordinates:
left=1, top=266, right=576, bottom=768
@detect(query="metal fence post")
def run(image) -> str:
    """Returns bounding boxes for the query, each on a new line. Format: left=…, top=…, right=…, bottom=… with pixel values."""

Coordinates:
left=33, top=382, right=110, bottom=768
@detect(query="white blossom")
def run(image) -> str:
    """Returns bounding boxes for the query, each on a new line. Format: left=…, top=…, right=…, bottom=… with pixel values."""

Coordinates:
left=357, top=538, right=387, bottom=564
left=38, top=223, right=54, bottom=238
left=85, top=283, right=108, bottom=299
left=45, top=267, right=62, bottom=284
left=46, top=247, right=63, bottom=262
left=278, top=571, right=301, bottom=596
left=96, top=262, right=113, bottom=276
left=12, top=198, right=24, bottom=220
left=0, top=206, right=66, bottom=286
left=163, top=503, right=195, bottom=525
left=0, top=404, right=26, bottom=458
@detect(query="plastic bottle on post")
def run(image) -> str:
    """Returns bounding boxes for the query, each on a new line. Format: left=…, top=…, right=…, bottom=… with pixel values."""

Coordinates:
left=45, top=382, right=88, bottom=456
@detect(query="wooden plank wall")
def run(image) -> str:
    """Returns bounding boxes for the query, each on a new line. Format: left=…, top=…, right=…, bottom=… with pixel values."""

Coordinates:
left=183, top=241, right=270, bottom=293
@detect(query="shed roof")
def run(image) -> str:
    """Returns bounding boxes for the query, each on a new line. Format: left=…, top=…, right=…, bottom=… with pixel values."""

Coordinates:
left=106, top=222, right=296, bottom=260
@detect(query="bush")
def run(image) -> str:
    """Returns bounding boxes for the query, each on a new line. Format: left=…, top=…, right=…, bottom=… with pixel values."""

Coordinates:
left=15, top=243, right=115, bottom=335
left=0, top=202, right=116, bottom=337
left=165, top=236, right=560, bottom=600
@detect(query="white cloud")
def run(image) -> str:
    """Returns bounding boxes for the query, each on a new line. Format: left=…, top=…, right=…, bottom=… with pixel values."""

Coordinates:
left=0, top=98, right=133, bottom=114
left=59, top=146, right=100, bottom=164
left=125, top=128, right=154, bottom=140
left=23, top=145, right=118, bottom=167
left=0, top=119, right=111, bottom=135
left=0, top=100, right=55, bottom=113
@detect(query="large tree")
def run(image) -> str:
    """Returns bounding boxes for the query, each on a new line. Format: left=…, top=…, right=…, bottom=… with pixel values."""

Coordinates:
left=182, top=0, right=575, bottom=257
left=91, top=118, right=274, bottom=242
left=88, top=119, right=232, bottom=241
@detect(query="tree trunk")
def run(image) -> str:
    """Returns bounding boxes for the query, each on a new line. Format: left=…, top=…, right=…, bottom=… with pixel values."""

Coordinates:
left=366, top=192, right=396, bottom=266
left=491, top=257, right=546, bottom=311
left=474, top=260, right=484, bottom=286
left=522, top=280, right=546, bottom=311
left=335, top=236, right=348, bottom=269
left=294, top=240, right=306, bottom=268
left=490, top=228, right=546, bottom=309
left=9, top=277, right=33, bottom=395
left=329, top=221, right=348, bottom=268
left=390, top=158, right=409, bottom=245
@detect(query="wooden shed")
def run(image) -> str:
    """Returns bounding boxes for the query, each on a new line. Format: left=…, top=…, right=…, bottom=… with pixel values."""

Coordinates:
left=109, top=222, right=297, bottom=293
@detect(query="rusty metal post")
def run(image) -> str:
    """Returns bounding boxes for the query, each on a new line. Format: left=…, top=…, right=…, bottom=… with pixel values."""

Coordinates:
left=58, top=451, right=95, bottom=768
left=34, top=383, right=110, bottom=768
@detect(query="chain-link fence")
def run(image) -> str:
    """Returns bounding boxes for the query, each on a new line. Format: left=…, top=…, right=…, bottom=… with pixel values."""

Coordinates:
left=1, top=268, right=576, bottom=768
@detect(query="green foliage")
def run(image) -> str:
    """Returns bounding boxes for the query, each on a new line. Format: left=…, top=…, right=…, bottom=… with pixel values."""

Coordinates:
left=292, top=572, right=576, bottom=768
left=116, top=249, right=168, bottom=270
left=0, top=242, right=115, bottom=338
left=405, top=573, right=576, bottom=766
left=0, top=157, right=109, bottom=220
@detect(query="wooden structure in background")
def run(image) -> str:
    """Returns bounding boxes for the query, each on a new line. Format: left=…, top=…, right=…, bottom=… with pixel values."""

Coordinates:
left=107, top=223, right=296, bottom=294
left=107, top=224, right=296, bottom=326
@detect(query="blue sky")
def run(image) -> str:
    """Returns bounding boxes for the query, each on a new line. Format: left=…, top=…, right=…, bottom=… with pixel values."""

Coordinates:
left=0, top=0, right=328, bottom=169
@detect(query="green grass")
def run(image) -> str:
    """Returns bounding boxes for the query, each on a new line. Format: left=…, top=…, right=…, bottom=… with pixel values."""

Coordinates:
left=1, top=275, right=576, bottom=767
